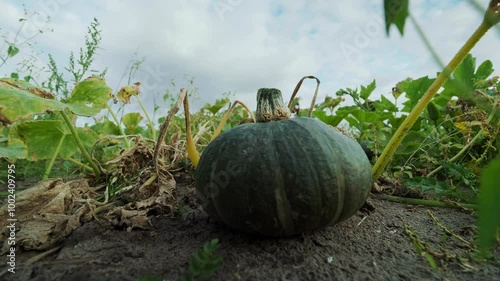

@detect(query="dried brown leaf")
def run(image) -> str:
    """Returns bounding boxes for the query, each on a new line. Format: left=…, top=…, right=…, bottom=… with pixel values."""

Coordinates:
left=0, top=179, right=96, bottom=252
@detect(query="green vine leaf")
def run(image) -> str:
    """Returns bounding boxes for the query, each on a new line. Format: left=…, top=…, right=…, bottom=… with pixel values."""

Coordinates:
left=396, top=131, right=425, bottom=155
left=0, top=77, right=112, bottom=123
left=7, top=45, right=19, bottom=57
left=312, top=110, right=343, bottom=127
left=0, top=138, right=27, bottom=159
left=90, top=119, right=121, bottom=135
left=184, top=239, right=223, bottom=281
left=384, top=0, right=409, bottom=35
left=399, top=76, right=435, bottom=113
left=374, top=95, right=399, bottom=112
left=451, top=54, right=476, bottom=93
left=475, top=59, right=494, bottom=81
left=442, top=55, right=494, bottom=98
left=11, top=120, right=98, bottom=160
left=360, top=79, right=376, bottom=100
left=122, top=112, right=144, bottom=133
left=201, top=98, right=230, bottom=115
left=65, top=76, right=112, bottom=112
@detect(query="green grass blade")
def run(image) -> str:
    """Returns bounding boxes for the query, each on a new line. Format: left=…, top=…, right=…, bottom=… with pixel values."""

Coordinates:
left=478, top=156, right=500, bottom=255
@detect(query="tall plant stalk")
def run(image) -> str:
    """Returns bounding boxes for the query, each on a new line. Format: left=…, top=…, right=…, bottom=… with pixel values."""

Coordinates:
left=105, top=104, right=131, bottom=148
left=135, top=95, right=156, bottom=140
left=60, top=110, right=101, bottom=177
left=372, top=1, right=500, bottom=181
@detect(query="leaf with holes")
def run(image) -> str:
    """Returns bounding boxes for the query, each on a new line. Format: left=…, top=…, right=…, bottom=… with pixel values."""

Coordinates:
left=65, top=76, right=112, bottom=112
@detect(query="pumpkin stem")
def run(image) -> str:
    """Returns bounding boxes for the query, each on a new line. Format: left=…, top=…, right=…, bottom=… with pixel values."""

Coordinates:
left=256, top=88, right=291, bottom=122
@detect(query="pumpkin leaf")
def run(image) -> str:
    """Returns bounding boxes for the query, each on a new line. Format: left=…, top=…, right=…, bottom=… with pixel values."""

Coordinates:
left=0, top=77, right=111, bottom=123
left=117, top=84, right=140, bottom=104
left=405, top=177, right=448, bottom=195
left=90, top=119, right=121, bottom=135
left=0, top=137, right=27, bottom=159
left=384, top=0, right=409, bottom=35
left=426, top=102, right=439, bottom=121
left=201, top=98, right=230, bottom=115
left=451, top=54, right=476, bottom=94
left=13, top=120, right=98, bottom=160
left=122, top=112, right=143, bottom=133
left=396, top=131, right=425, bottom=155
left=65, top=76, right=112, bottom=112
left=475, top=59, right=494, bottom=81
left=359, top=79, right=376, bottom=100
left=374, top=95, right=399, bottom=113
left=399, top=76, right=435, bottom=113
left=347, top=108, right=394, bottom=126
left=312, top=110, right=343, bottom=127
left=185, top=239, right=222, bottom=281
left=442, top=55, right=494, bottom=100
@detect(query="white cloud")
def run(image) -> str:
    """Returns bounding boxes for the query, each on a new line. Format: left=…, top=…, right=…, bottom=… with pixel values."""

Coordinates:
left=1, top=0, right=498, bottom=115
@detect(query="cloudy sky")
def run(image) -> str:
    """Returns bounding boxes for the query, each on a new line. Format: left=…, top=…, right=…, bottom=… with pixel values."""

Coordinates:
left=0, top=0, right=498, bottom=117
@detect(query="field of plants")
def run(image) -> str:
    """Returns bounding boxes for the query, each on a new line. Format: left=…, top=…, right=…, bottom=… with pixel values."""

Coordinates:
left=0, top=1, right=499, bottom=281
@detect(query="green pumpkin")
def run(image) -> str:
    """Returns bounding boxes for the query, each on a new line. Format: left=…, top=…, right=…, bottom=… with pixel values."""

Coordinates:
left=195, top=88, right=372, bottom=236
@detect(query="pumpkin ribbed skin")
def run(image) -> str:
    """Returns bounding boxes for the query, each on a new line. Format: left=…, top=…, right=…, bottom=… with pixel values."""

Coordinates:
left=195, top=117, right=371, bottom=236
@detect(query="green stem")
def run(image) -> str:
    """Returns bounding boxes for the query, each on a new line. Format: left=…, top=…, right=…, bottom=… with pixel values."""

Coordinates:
left=42, top=134, right=66, bottom=180
left=403, top=224, right=439, bottom=271
left=66, top=157, right=93, bottom=172
left=135, top=95, right=156, bottom=140
left=469, top=0, right=500, bottom=34
left=106, top=104, right=130, bottom=148
left=426, top=210, right=474, bottom=248
left=372, top=19, right=494, bottom=181
left=60, top=110, right=101, bottom=177
left=375, top=194, right=478, bottom=210
left=476, top=121, right=499, bottom=164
